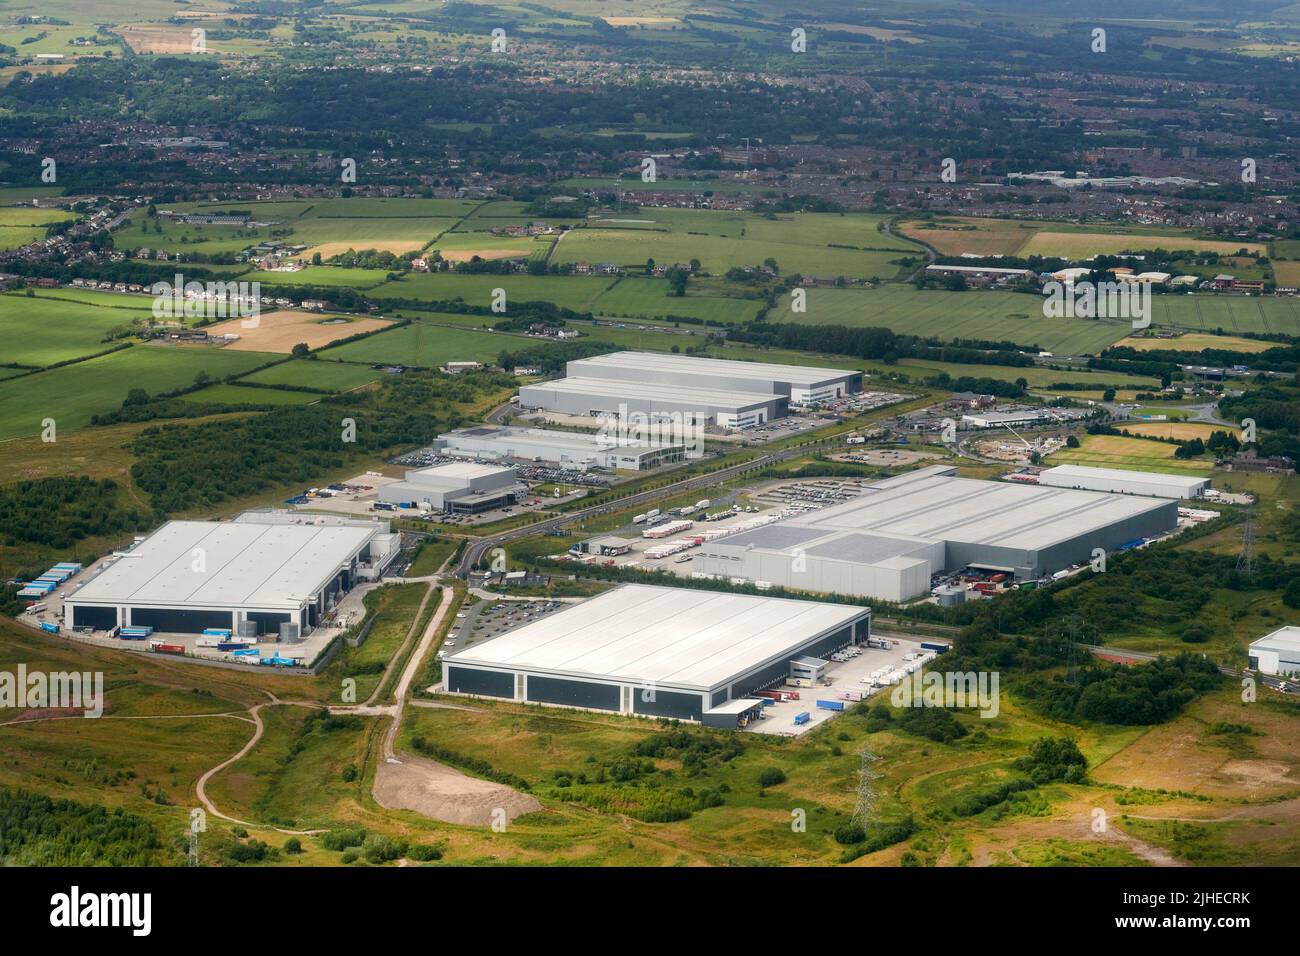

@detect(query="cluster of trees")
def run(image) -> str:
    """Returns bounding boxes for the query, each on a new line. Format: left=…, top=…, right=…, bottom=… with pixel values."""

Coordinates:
left=0, top=476, right=157, bottom=550
left=0, top=789, right=170, bottom=866
left=1018, top=655, right=1223, bottom=726
left=127, top=373, right=495, bottom=513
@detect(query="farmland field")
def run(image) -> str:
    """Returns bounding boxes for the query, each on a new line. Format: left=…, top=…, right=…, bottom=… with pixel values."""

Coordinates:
left=0, top=290, right=155, bottom=366
left=0, top=343, right=277, bottom=441
left=185, top=383, right=320, bottom=406
left=370, top=273, right=613, bottom=310
left=1113, top=332, right=1274, bottom=353
left=1119, top=421, right=1239, bottom=441
left=592, top=278, right=763, bottom=324
left=1023, top=231, right=1265, bottom=258
left=1047, top=434, right=1215, bottom=475
left=900, top=216, right=1267, bottom=259
left=552, top=210, right=923, bottom=279
left=243, top=267, right=391, bottom=289
left=317, top=322, right=517, bottom=367
left=782, top=286, right=1132, bottom=354
left=123, top=196, right=481, bottom=258
left=239, top=359, right=384, bottom=392
left=779, top=286, right=1300, bottom=347
left=204, top=310, right=393, bottom=353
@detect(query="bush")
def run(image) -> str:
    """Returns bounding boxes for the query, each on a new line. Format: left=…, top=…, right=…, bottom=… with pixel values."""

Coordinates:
left=406, top=843, right=444, bottom=862
left=757, top=767, right=787, bottom=787
left=321, top=827, right=366, bottom=851
left=283, top=837, right=302, bottom=854
left=341, top=764, right=358, bottom=783
left=341, top=848, right=359, bottom=864
left=834, top=822, right=866, bottom=845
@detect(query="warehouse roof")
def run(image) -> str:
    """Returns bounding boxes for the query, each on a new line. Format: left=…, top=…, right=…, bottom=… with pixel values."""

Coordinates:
left=777, top=465, right=1172, bottom=553
left=1250, top=626, right=1300, bottom=654
left=443, top=584, right=867, bottom=692
left=67, top=520, right=376, bottom=612
left=1038, top=464, right=1209, bottom=492
left=411, top=461, right=513, bottom=482
left=524, top=376, right=782, bottom=410
left=568, top=350, right=857, bottom=387
left=441, top=424, right=681, bottom=452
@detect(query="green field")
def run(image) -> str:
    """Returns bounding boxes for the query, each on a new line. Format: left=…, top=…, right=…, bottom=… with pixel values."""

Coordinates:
left=1048, top=433, right=1215, bottom=475
left=592, top=277, right=763, bottom=324
left=0, top=345, right=278, bottom=441
left=371, top=272, right=614, bottom=310
left=186, top=383, right=320, bottom=406
left=317, top=322, right=517, bottom=367
left=0, top=290, right=155, bottom=366
left=240, top=359, right=384, bottom=392
left=778, top=286, right=1300, bottom=351
left=784, top=287, right=1132, bottom=354
left=243, top=267, right=392, bottom=289
left=552, top=210, right=923, bottom=279
left=123, top=197, right=488, bottom=258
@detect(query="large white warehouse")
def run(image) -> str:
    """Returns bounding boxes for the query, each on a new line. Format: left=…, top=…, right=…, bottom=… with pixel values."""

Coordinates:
left=442, top=583, right=871, bottom=722
left=518, top=351, right=861, bottom=428
left=693, top=465, right=1178, bottom=601
left=64, top=513, right=399, bottom=637
left=436, top=424, right=686, bottom=471
left=1037, top=464, right=1210, bottom=499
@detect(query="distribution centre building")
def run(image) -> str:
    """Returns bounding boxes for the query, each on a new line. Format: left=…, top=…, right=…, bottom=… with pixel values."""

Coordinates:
left=1037, top=464, right=1210, bottom=499
left=64, top=513, right=399, bottom=636
left=435, top=424, right=686, bottom=471
left=518, top=350, right=861, bottom=428
left=1248, top=626, right=1300, bottom=677
left=377, top=461, right=521, bottom=513
left=693, top=465, right=1178, bottom=601
left=442, top=583, right=871, bottom=723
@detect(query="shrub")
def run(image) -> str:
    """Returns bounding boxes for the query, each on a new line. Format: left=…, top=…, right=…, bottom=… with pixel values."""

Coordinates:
left=283, top=837, right=302, bottom=854
left=757, top=767, right=787, bottom=787
left=834, top=822, right=866, bottom=845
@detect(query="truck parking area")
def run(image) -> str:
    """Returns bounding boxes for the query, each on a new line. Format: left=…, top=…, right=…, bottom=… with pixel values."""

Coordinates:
left=744, top=635, right=934, bottom=736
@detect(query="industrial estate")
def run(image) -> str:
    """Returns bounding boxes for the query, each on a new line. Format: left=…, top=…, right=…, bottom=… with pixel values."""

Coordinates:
left=0, top=0, right=1296, bottom=898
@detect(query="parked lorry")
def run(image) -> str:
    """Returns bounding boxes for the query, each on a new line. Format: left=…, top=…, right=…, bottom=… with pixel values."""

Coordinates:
left=920, top=641, right=951, bottom=654
left=149, top=641, right=185, bottom=655
left=39, top=622, right=60, bottom=635
left=792, top=711, right=811, bottom=726
left=816, top=699, right=845, bottom=712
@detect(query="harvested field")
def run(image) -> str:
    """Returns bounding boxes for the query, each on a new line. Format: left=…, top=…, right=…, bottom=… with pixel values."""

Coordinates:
left=205, top=310, right=392, bottom=353
left=898, top=217, right=1035, bottom=256
left=1115, top=333, right=1274, bottom=353
left=437, top=246, right=531, bottom=262
left=117, top=24, right=205, bottom=55
left=1023, top=231, right=1264, bottom=258
left=301, top=240, right=427, bottom=260
left=1120, top=422, right=1239, bottom=441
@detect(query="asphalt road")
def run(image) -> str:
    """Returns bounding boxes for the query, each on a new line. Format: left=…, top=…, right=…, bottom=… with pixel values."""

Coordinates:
left=453, top=436, right=847, bottom=575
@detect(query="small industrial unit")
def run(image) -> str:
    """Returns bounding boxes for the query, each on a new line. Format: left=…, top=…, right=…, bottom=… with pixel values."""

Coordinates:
left=64, top=513, right=399, bottom=637
left=1037, top=464, right=1210, bottom=500
left=1248, top=626, right=1300, bottom=677
left=442, top=584, right=871, bottom=725
left=693, top=465, right=1178, bottom=601
left=435, top=424, right=686, bottom=471
left=377, top=461, right=521, bottom=514
left=518, top=350, right=861, bottom=428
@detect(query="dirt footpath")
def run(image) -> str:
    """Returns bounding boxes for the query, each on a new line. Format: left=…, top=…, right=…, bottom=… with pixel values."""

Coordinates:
left=373, top=755, right=540, bottom=826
